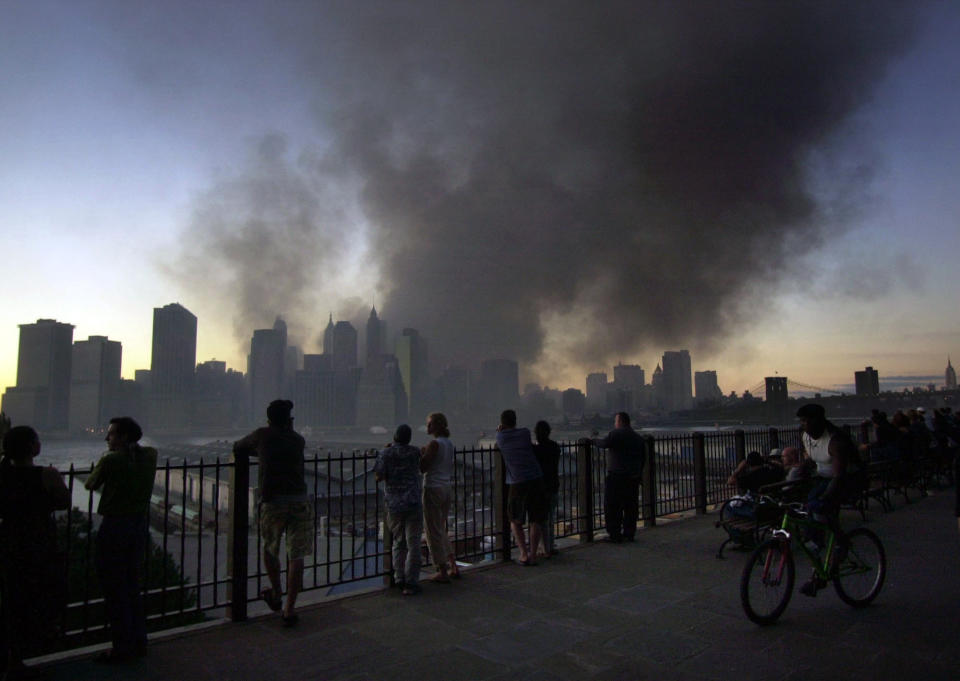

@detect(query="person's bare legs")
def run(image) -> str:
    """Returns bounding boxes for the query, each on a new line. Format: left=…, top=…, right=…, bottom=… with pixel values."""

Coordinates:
left=263, top=550, right=283, bottom=604
left=528, top=523, right=543, bottom=561
left=284, top=557, right=303, bottom=618
left=510, top=520, right=531, bottom=562
left=447, top=552, right=460, bottom=577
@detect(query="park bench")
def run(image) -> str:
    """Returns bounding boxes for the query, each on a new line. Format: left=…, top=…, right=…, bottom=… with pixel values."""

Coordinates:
left=714, top=479, right=808, bottom=559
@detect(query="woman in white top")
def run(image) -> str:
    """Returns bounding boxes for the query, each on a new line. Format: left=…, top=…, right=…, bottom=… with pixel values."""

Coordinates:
left=420, top=412, right=459, bottom=581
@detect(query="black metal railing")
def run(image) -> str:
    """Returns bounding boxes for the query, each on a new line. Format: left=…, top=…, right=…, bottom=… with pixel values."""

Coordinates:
left=49, top=426, right=843, bottom=650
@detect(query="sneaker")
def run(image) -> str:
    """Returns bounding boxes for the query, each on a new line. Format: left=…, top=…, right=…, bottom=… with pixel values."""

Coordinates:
left=799, top=576, right=826, bottom=597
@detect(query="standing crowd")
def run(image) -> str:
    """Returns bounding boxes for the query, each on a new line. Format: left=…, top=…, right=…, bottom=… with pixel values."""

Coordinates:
left=6, top=397, right=952, bottom=673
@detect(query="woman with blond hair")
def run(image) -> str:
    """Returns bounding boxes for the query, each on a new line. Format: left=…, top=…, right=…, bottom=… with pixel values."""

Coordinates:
left=420, top=412, right=459, bottom=581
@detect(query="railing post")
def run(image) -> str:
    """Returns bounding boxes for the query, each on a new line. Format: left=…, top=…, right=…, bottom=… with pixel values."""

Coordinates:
left=576, top=438, right=594, bottom=543
left=493, top=449, right=511, bottom=562
left=768, top=427, right=780, bottom=451
left=734, top=429, right=746, bottom=464
left=693, top=432, right=707, bottom=515
left=227, top=449, right=249, bottom=622
left=382, top=507, right=393, bottom=588
left=641, top=435, right=657, bottom=528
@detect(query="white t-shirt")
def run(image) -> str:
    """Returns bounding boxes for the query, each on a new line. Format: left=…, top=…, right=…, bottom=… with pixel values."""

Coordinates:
left=802, top=430, right=833, bottom=477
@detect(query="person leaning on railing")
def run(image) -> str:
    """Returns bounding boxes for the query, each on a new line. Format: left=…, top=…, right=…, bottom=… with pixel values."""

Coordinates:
left=420, top=412, right=459, bottom=581
left=84, top=416, right=158, bottom=664
left=233, top=400, right=310, bottom=627
left=0, top=425, right=70, bottom=678
left=375, top=424, right=423, bottom=595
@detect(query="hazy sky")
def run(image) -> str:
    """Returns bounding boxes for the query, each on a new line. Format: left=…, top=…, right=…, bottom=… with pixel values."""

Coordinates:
left=1, top=1, right=957, bottom=396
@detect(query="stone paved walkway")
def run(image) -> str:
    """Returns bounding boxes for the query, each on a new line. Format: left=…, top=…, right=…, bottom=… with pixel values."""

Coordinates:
left=42, top=488, right=960, bottom=681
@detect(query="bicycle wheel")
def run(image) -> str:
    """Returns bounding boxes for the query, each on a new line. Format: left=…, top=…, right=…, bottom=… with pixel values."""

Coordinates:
left=832, top=527, right=886, bottom=607
left=740, top=538, right=794, bottom=625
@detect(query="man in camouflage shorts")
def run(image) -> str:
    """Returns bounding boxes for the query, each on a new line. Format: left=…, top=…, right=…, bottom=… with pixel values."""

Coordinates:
left=234, top=400, right=311, bottom=625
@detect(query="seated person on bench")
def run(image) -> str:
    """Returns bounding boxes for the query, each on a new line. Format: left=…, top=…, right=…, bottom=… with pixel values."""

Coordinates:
left=727, top=451, right=784, bottom=493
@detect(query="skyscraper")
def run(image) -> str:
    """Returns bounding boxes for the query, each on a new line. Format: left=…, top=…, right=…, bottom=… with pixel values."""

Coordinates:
left=585, top=372, right=608, bottom=411
left=332, top=321, right=358, bottom=371
left=1, top=319, right=74, bottom=429
left=195, top=360, right=246, bottom=429
left=660, top=350, right=693, bottom=411
left=248, top=317, right=287, bottom=421
left=150, top=303, right=197, bottom=430
left=69, top=335, right=122, bottom=433
left=322, top=313, right=335, bottom=355
left=366, top=306, right=382, bottom=366
left=396, top=328, right=428, bottom=420
left=854, top=366, right=880, bottom=396
left=946, top=357, right=956, bottom=390
left=694, top=370, right=722, bottom=405
left=294, top=361, right=336, bottom=427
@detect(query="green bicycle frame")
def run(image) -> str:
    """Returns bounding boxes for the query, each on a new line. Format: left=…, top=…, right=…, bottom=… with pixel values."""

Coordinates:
left=770, top=508, right=838, bottom=582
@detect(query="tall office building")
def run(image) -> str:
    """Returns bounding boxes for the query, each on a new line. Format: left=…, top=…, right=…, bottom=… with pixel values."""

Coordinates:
left=694, top=370, right=723, bottom=405
left=248, top=317, right=288, bottom=421
left=150, top=303, right=197, bottom=430
left=357, top=354, right=407, bottom=427
left=69, top=335, right=122, bottom=433
left=562, top=388, right=586, bottom=418
left=660, top=350, right=693, bottom=411
left=396, top=328, right=428, bottom=420
left=195, top=360, right=246, bottom=429
left=322, top=314, right=335, bottom=355
left=294, top=354, right=335, bottom=427
left=585, top=372, right=608, bottom=411
left=945, top=357, right=956, bottom=390
left=365, top=306, right=382, bottom=366
left=854, top=366, right=880, bottom=396
left=1, top=319, right=74, bottom=430
left=332, top=321, right=358, bottom=371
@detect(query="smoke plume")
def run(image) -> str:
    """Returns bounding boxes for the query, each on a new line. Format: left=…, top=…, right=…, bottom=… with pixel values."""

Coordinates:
left=180, top=1, right=920, bottom=375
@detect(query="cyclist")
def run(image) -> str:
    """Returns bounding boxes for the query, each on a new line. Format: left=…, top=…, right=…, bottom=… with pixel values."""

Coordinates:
left=796, top=403, right=864, bottom=596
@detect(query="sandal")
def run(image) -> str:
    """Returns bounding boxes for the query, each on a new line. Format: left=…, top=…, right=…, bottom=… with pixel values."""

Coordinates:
left=281, top=613, right=299, bottom=627
left=261, top=588, right=282, bottom=612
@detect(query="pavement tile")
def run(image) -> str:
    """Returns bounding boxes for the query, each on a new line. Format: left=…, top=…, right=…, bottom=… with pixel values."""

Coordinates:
left=603, top=626, right=711, bottom=666
left=458, top=618, right=594, bottom=665
left=371, top=646, right=507, bottom=681
left=37, top=491, right=960, bottom=681
left=588, top=583, right=694, bottom=616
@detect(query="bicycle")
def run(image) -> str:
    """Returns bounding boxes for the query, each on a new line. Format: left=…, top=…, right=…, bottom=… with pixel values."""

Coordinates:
left=739, top=498, right=886, bottom=625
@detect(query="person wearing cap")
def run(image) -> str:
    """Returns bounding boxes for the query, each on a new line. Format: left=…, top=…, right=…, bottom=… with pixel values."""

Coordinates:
left=375, top=425, right=423, bottom=595
left=234, top=400, right=310, bottom=626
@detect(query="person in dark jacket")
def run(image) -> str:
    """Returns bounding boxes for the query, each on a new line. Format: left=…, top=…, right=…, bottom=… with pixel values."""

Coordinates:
left=593, top=412, right=645, bottom=543
left=533, top=421, right=561, bottom=557
left=0, top=426, right=69, bottom=677
left=234, top=400, right=309, bottom=626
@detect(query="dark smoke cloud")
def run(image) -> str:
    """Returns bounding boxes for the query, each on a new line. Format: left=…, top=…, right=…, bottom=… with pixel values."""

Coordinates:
left=180, top=1, right=921, bottom=375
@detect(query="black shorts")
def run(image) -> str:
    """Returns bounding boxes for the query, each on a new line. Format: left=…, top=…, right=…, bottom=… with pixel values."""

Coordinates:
left=507, top=478, right=547, bottom=524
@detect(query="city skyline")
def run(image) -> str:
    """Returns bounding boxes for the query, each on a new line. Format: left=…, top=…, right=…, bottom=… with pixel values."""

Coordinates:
left=1, top=308, right=954, bottom=402
left=2, top=3, right=959, bottom=395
